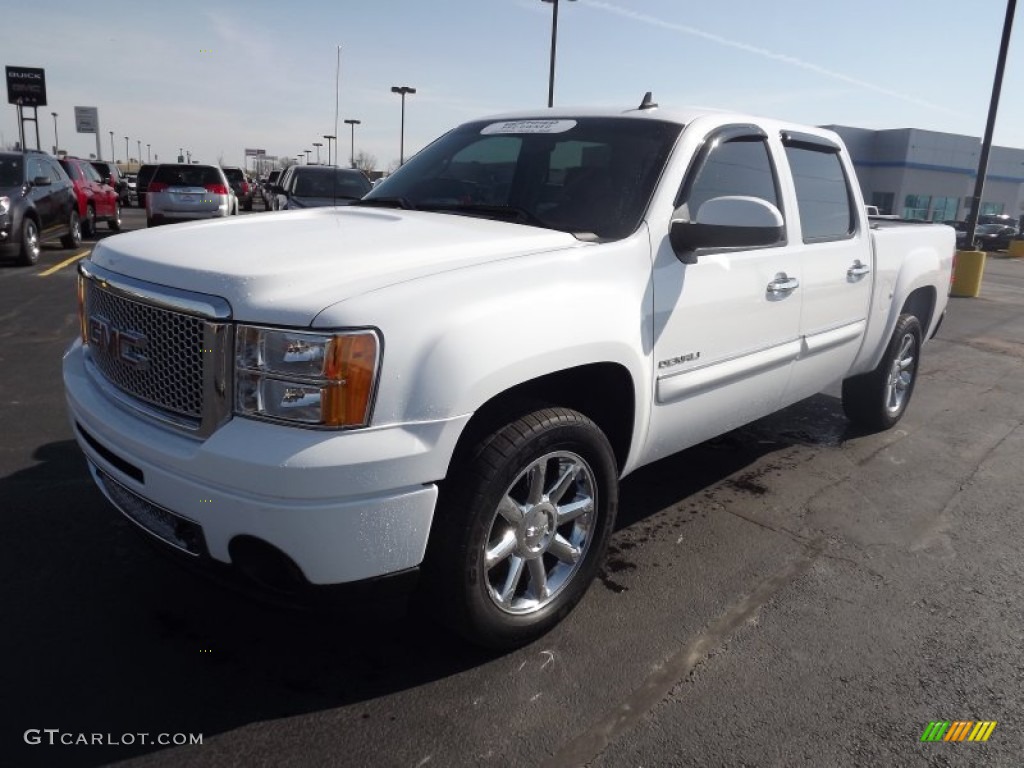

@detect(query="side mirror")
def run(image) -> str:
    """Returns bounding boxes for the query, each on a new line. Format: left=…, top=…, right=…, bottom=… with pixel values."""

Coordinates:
left=32, top=176, right=52, bottom=187
left=670, top=196, right=784, bottom=264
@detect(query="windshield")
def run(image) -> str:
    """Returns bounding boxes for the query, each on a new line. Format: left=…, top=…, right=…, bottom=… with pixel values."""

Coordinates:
left=365, top=117, right=681, bottom=240
left=153, top=165, right=224, bottom=186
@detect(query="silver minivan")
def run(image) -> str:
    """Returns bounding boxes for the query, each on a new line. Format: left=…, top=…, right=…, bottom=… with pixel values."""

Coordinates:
left=146, top=164, right=233, bottom=227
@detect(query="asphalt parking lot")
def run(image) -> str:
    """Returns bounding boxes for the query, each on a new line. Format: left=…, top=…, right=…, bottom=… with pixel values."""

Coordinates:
left=2, top=219, right=1023, bottom=766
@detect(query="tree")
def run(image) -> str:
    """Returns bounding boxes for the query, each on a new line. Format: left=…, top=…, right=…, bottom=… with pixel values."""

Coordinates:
left=386, top=159, right=401, bottom=175
left=353, top=150, right=377, bottom=174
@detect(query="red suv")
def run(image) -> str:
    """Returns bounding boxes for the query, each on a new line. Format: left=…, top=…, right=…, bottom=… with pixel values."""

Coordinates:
left=57, top=157, right=121, bottom=236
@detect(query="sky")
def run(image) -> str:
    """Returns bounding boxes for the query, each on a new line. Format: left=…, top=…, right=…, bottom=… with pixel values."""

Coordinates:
left=3, top=0, right=1024, bottom=172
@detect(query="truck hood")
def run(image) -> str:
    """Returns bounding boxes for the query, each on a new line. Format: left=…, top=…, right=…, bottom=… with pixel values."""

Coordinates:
left=89, top=207, right=581, bottom=325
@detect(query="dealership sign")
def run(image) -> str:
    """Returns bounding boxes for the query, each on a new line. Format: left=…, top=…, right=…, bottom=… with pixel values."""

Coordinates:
left=75, top=106, right=99, bottom=133
left=6, top=66, right=47, bottom=107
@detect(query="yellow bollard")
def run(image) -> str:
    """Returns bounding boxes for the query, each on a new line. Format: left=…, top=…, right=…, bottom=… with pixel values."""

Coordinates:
left=951, top=249, right=986, bottom=297
left=1008, top=240, right=1024, bottom=258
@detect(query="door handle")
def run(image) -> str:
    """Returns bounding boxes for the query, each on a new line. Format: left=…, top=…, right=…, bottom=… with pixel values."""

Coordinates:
left=767, top=273, right=800, bottom=294
left=847, top=260, right=871, bottom=278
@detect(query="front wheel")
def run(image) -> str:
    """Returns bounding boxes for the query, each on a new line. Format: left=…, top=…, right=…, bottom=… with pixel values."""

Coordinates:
left=108, top=202, right=121, bottom=232
left=424, top=407, right=618, bottom=649
left=17, top=217, right=40, bottom=266
left=842, top=314, right=923, bottom=431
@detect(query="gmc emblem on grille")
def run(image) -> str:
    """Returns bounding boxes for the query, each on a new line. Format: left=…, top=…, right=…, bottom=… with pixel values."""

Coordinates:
left=88, top=314, right=151, bottom=371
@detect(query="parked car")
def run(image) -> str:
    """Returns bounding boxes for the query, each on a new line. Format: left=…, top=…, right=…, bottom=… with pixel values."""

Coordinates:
left=135, top=163, right=159, bottom=208
left=124, top=173, right=137, bottom=206
left=221, top=167, right=253, bottom=211
left=0, top=149, right=80, bottom=265
left=973, top=223, right=1015, bottom=251
left=65, top=103, right=955, bottom=649
left=57, top=156, right=120, bottom=236
left=90, top=161, right=131, bottom=207
left=262, top=169, right=282, bottom=208
left=272, top=166, right=371, bottom=210
left=146, top=163, right=233, bottom=226
left=268, top=166, right=297, bottom=211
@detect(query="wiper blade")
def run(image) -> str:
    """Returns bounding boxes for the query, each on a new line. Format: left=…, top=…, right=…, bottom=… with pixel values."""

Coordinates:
left=351, top=196, right=416, bottom=210
left=420, top=203, right=548, bottom=228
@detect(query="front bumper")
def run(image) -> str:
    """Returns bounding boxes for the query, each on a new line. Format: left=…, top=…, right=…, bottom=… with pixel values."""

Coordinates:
left=64, top=339, right=470, bottom=587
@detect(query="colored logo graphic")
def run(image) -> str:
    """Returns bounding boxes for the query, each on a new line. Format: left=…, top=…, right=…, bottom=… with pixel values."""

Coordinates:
left=921, top=721, right=997, bottom=742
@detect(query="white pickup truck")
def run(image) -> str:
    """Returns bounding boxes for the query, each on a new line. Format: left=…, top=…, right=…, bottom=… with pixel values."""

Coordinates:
left=64, top=102, right=954, bottom=648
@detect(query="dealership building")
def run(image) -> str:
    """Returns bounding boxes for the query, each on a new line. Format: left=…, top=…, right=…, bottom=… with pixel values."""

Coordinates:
left=825, top=125, right=1024, bottom=224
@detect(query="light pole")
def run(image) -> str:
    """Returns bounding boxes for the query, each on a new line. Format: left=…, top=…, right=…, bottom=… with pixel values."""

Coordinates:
left=109, top=131, right=115, bottom=163
left=323, top=135, right=336, bottom=166
left=186, top=150, right=191, bottom=164
left=51, top=112, right=58, bottom=154
left=137, top=140, right=142, bottom=170
left=344, top=119, right=361, bottom=168
left=304, top=149, right=312, bottom=165
left=313, top=142, right=322, bottom=164
left=390, top=86, right=416, bottom=165
left=147, top=143, right=151, bottom=163
left=541, top=0, right=576, bottom=108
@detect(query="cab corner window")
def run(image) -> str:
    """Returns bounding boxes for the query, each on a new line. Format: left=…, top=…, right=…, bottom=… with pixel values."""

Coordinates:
left=785, top=145, right=854, bottom=242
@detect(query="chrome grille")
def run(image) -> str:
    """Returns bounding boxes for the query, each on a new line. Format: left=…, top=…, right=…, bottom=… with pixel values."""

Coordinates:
left=85, top=280, right=205, bottom=418
left=79, top=261, right=233, bottom=438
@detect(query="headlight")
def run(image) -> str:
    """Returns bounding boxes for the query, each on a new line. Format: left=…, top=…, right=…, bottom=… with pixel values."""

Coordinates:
left=0, top=196, right=10, bottom=216
left=235, top=326, right=380, bottom=428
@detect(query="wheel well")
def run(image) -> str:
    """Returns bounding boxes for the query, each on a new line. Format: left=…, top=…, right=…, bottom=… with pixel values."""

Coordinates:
left=901, top=286, right=936, bottom=335
left=447, top=363, right=636, bottom=477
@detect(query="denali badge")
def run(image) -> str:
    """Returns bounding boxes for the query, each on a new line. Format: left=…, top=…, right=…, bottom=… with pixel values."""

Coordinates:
left=88, top=314, right=151, bottom=370
left=658, top=351, right=701, bottom=369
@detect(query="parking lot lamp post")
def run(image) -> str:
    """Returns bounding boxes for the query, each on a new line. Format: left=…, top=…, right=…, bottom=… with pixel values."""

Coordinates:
left=51, top=112, right=58, bottom=154
left=109, top=132, right=115, bottom=163
left=541, top=0, right=576, bottom=108
left=344, top=119, right=360, bottom=168
left=390, top=86, right=416, bottom=165
left=124, top=137, right=129, bottom=169
left=313, top=142, right=322, bottom=165
left=147, top=144, right=150, bottom=163
left=323, top=134, right=335, bottom=166
left=305, top=149, right=312, bottom=165
left=137, top=140, right=142, bottom=170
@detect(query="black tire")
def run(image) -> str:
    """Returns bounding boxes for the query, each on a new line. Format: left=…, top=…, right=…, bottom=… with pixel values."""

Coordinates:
left=423, top=407, right=618, bottom=649
left=17, top=216, right=40, bottom=266
left=842, top=314, right=923, bottom=431
left=244, top=201, right=252, bottom=212
left=83, top=204, right=96, bottom=237
left=108, top=202, right=121, bottom=232
left=146, top=216, right=156, bottom=228
left=61, top=209, right=82, bottom=249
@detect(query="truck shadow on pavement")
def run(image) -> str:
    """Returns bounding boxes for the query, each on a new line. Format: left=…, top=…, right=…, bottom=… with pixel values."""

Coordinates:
left=2, top=394, right=853, bottom=767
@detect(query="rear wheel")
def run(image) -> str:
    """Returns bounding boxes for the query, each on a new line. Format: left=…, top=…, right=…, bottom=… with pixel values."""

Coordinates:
left=17, top=217, right=40, bottom=266
left=842, top=314, right=922, bottom=431
left=424, top=407, right=618, bottom=649
left=61, top=209, right=82, bottom=249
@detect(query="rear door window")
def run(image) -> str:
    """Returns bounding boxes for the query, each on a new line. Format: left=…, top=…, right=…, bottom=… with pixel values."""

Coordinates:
left=783, top=143, right=854, bottom=242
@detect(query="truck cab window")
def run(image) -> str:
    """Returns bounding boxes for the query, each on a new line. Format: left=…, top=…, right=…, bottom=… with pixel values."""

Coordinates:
left=678, top=136, right=780, bottom=220
left=784, top=145, right=854, bottom=242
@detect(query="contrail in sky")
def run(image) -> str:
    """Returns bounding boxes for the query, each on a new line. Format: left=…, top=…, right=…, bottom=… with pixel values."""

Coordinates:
left=580, top=1, right=959, bottom=115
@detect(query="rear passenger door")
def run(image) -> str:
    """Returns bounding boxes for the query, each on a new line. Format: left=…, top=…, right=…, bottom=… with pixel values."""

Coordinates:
left=26, top=156, right=58, bottom=234
left=779, top=132, right=872, bottom=402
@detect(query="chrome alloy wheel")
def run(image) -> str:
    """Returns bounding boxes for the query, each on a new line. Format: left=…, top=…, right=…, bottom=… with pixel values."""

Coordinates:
left=483, top=450, right=597, bottom=615
left=885, top=332, right=917, bottom=415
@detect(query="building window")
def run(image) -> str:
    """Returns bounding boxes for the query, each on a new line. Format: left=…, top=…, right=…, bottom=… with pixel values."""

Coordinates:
left=871, top=192, right=894, bottom=215
left=929, top=196, right=959, bottom=222
left=980, top=202, right=1005, bottom=216
left=904, top=194, right=930, bottom=221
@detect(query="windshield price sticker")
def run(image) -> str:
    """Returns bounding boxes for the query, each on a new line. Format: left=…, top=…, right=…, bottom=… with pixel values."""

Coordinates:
left=481, top=120, right=577, bottom=135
